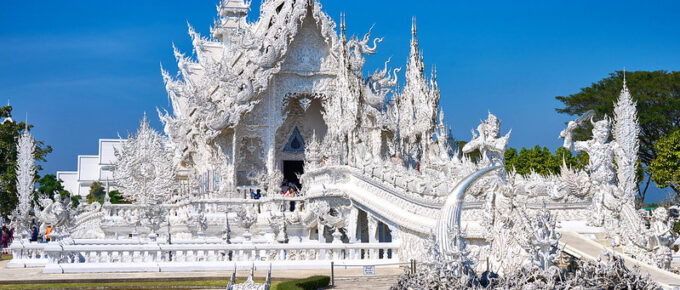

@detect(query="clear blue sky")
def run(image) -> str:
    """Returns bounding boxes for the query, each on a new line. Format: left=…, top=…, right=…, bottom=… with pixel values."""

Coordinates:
left=2, top=1, right=679, bottom=202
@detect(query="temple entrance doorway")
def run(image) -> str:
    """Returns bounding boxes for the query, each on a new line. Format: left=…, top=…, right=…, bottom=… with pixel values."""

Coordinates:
left=282, top=160, right=304, bottom=190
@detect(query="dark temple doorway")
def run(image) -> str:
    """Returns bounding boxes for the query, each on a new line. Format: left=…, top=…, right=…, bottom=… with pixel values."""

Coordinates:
left=282, top=160, right=304, bottom=190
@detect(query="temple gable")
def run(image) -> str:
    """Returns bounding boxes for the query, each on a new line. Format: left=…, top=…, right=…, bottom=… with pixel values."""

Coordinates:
left=280, top=12, right=337, bottom=74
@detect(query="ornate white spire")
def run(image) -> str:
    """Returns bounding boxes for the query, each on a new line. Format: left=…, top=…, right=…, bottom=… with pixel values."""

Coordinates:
left=340, top=12, right=346, bottom=35
left=410, top=17, right=419, bottom=59
left=15, top=121, right=36, bottom=232
left=396, top=16, right=438, bottom=153
left=613, top=68, right=639, bottom=202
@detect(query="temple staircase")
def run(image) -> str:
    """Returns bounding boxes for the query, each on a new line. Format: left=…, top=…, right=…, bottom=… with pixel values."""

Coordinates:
left=559, top=231, right=680, bottom=288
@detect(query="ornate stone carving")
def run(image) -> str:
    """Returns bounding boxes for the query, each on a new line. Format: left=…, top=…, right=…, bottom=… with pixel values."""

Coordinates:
left=237, top=205, right=257, bottom=230
left=34, top=194, right=72, bottom=239
left=113, top=116, right=177, bottom=205
left=12, top=127, right=35, bottom=237
left=71, top=202, right=106, bottom=239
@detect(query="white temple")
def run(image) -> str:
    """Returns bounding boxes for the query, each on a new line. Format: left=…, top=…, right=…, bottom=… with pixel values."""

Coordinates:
left=9, top=0, right=680, bottom=287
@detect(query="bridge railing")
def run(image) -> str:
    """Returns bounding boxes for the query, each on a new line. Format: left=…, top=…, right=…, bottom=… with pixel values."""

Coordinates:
left=6, top=239, right=48, bottom=268
left=41, top=241, right=401, bottom=273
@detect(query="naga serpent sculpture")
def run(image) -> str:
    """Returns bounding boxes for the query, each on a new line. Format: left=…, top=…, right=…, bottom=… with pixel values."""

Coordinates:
left=436, top=166, right=501, bottom=256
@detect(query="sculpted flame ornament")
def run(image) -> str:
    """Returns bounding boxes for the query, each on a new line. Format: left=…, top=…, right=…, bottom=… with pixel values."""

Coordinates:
left=113, top=115, right=177, bottom=205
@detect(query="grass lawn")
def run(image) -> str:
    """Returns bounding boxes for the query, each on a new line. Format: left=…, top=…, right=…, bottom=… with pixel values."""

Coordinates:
left=0, top=280, right=282, bottom=289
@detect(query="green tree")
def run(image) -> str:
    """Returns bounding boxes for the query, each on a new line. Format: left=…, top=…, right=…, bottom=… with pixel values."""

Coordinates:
left=556, top=70, right=680, bottom=202
left=0, top=105, right=52, bottom=220
left=107, top=190, right=130, bottom=204
left=86, top=182, right=106, bottom=204
left=70, top=195, right=82, bottom=208
left=649, top=130, right=680, bottom=194
left=504, top=146, right=588, bottom=176
left=34, top=174, right=71, bottom=205
left=447, top=137, right=481, bottom=162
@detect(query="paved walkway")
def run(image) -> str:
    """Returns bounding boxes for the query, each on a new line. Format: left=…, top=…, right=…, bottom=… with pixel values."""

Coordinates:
left=331, top=275, right=400, bottom=290
left=0, top=260, right=403, bottom=286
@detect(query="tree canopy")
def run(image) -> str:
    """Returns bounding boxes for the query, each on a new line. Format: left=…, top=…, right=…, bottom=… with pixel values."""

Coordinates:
left=86, top=182, right=106, bottom=204
left=86, top=182, right=129, bottom=205
left=505, top=146, right=588, bottom=176
left=0, top=105, right=52, bottom=220
left=34, top=174, right=71, bottom=208
left=36, top=174, right=70, bottom=200
left=649, top=130, right=680, bottom=193
left=556, top=70, right=680, bottom=201
left=108, top=190, right=129, bottom=204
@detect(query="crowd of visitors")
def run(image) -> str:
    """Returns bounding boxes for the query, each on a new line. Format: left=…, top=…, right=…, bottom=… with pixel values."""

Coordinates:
left=247, top=180, right=300, bottom=212
left=281, top=180, right=298, bottom=211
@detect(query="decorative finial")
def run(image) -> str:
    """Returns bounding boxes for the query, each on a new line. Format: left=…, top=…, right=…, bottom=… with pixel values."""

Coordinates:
left=340, top=12, right=346, bottom=34
left=623, top=67, right=627, bottom=87
left=411, top=16, right=417, bottom=37
left=621, top=67, right=630, bottom=95
left=432, top=65, right=438, bottom=82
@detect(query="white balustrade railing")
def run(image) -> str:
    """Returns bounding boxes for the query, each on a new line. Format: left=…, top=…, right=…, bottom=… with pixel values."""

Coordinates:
left=6, top=239, right=48, bottom=268
left=41, top=241, right=400, bottom=273
left=104, top=197, right=307, bottom=219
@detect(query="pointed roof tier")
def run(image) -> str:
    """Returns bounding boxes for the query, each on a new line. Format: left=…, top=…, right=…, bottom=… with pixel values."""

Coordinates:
left=212, top=0, right=251, bottom=41
left=393, top=17, right=440, bottom=141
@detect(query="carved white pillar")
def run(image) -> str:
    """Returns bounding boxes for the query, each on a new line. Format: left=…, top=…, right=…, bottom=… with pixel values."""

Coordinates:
left=266, top=77, right=282, bottom=177
left=232, top=130, right=238, bottom=187
left=266, top=135, right=276, bottom=176
left=346, top=208, right=359, bottom=243
left=317, top=222, right=326, bottom=243
left=367, top=215, right=378, bottom=244
left=367, top=215, right=379, bottom=259
left=370, top=129, right=381, bottom=158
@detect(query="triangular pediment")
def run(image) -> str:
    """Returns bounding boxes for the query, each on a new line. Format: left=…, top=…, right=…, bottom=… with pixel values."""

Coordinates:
left=280, top=9, right=337, bottom=73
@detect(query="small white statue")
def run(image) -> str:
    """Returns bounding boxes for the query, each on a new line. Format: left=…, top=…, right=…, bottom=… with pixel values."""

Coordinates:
left=34, top=194, right=72, bottom=239
left=560, top=112, right=621, bottom=226
left=561, top=113, right=619, bottom=187
left=463, top=112, right=510, bottom=167
left=650, top=207, right=673, bottom=269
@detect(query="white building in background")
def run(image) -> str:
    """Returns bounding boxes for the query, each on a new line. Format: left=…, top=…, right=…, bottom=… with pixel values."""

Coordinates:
left=57, top=139, right=124, bottom=197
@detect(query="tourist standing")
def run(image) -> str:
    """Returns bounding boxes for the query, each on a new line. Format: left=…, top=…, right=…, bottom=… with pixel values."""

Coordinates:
left=281, top=180, right=289, bottom=194
left=285, top=187, right=296, bottom=212
left=1, top=226, right=7, bottom=252
left=45, top=225, right=53, bottom=242
left=31, top=226, right=38, bottom=242
left=253, top=189, right=261, bottom=200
